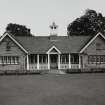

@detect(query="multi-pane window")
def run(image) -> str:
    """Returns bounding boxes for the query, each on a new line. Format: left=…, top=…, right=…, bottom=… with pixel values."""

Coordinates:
left=60, top=54, right=69, bottom=64
left=29, top=54, right=37, bottom=64
left=71, top=54, right=79, bottom=64
left=100, top=56, right=105, bottom=63
left=39, top=54, right=48, bottom=64
left=0, top=56, right=19, bottom=64
left=88, top=55, right=105, bottom=64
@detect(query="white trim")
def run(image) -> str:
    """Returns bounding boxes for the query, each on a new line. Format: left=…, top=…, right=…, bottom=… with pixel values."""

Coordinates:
left=37, top=54, right=39, bottom=70
left=0, top=32, right=28, bottom=54
left=48, top=54, right=50, bottom=69
left=80, top=32, right=105, bottom=53
left=27, top=54, right=29, bottom=70
left=69, top=54, right=71, bottom=69
left=79, top=55, right=81, bottom=69
left=46, top=46, right=61, bottom=54
left=58, top=54, right=60, bottom=69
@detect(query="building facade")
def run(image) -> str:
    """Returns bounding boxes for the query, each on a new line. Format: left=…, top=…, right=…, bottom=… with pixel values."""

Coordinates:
left=0, top=31, right=105, bottom=72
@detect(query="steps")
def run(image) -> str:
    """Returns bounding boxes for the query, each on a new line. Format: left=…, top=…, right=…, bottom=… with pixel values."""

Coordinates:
left=49, top=69, right=66, bottom=74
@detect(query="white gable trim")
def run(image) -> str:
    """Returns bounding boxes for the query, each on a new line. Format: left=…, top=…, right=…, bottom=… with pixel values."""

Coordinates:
left=47, top=46, right=61, bottom=54
left=0, top=32, right=28, bottom=54
left=80, top=32, right=105, bottom=53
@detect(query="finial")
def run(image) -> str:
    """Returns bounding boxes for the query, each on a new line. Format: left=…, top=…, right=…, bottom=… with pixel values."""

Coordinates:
left=50, top=22, right=58, bottom=30
left=49, top=22, right=58, bottom=35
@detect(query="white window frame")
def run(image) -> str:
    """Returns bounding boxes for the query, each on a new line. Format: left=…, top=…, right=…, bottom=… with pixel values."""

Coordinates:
left=0, top=56, right=19, bottom=65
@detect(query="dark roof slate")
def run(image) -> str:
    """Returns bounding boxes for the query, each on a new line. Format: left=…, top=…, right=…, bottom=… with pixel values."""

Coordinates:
left=14, top=35, right=92, bottom=54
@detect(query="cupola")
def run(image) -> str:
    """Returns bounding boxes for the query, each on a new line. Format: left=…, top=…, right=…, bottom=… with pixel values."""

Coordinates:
left=49, top=22, right=58, bottom=41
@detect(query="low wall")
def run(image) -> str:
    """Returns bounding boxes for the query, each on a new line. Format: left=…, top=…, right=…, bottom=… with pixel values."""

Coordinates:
left=0, top=64, right=22, bottom=70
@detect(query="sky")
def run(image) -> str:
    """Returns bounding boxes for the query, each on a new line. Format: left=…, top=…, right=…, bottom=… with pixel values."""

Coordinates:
left=0, top=0, right=105, bottom=36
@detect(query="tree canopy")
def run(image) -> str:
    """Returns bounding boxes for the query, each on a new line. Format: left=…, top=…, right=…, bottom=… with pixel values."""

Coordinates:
left=6, top=23, right=32, bottom=36
left=67, top=9, right=105, bottom=36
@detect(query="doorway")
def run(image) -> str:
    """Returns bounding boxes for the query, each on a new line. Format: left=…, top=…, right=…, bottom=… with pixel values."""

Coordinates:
left=50, top=54, right=58, bottom=69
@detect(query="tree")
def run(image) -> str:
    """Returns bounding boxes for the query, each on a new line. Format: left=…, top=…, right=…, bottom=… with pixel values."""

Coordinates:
left=67, top=9, right=105, bottom=36
left=6, top=23, right=32, bottom=36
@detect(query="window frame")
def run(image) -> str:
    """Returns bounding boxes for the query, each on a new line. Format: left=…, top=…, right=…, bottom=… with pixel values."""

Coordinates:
left=0, top=56, right=19, bottom=65
left=88, top=55, right=105, bottom=64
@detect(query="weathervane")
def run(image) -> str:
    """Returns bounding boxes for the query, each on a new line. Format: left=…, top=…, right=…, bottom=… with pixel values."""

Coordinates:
left=49, top=22, right=58, bottom=35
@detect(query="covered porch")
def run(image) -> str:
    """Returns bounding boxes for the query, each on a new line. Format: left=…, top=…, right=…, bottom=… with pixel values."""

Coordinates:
left=26, top=53, right=81, bottom=70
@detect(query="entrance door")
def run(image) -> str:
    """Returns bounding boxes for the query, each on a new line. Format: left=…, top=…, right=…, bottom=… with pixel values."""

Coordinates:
left=50, top=54, right=58, bottom=69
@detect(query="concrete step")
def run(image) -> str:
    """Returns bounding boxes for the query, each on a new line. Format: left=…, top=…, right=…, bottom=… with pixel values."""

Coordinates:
left=49, top=70, right=66, bottom=74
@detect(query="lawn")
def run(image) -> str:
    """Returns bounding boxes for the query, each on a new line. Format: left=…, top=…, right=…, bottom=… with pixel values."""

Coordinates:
left=0, top=73, right=105, bottom=105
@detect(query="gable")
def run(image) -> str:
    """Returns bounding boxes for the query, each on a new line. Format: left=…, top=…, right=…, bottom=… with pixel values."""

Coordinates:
left=0, top=33, right=28, bottom=54
left=47, top=46, right=61, bottom=54
left=0, top=35, right=26, bottom=55
left=80, top=32, right=105, bottom=53
left=50, top=48, right=58, bottom=53
left=83, top=35, right=105, bottom=55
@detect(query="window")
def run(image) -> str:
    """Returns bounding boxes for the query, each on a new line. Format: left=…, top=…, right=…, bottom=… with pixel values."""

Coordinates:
left=96, top=56, right=100, bottom=63
left=29, top=54, right=37, bottom=64
left=71, top=54, right=79, bottom=64
left=0, top=56, right=19, bottom=64
left=100, top=56, right=105, bottom=63
left=61, top=54, right=69, bottom=64
left=88, top=55, right=105, bottom=64
left=39, top=54, right=48, bottom=64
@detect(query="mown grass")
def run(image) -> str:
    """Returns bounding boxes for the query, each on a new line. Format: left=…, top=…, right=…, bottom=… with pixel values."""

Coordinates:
left=0, top=73, right=105, bottom=105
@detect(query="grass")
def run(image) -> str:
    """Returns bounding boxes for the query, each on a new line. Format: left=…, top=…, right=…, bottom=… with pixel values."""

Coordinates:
left=0, top=73, right=105, bottom=105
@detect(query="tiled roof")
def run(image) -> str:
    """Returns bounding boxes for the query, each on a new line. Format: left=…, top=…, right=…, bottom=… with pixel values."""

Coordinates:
left=14, top=35, right=93, bottom=54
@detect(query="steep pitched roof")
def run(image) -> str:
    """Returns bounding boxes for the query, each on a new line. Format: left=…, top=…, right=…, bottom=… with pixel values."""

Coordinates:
left=80, top=32, right=105, bottom=53
left=0, top=32, right=28, bottom=54
left=14, top=35, right=92, bottom=54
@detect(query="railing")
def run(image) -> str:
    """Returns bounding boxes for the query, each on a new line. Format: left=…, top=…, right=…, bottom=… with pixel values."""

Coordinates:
left=29, top=63, right=80, bottom=70
left=29, top=64, right=37, bottom=70
left=60, top=64, right=79, bottom=69
left=71, top=64, right=79, bottom=69
left=39, top=64, right=48, bottom=70
left=29, top=64, right=48, bottom=70
left=60, top=64, right=69, bottom=69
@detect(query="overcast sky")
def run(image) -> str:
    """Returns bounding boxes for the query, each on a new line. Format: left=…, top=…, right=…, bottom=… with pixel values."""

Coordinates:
left=0, top=0, right=105, bottom=36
